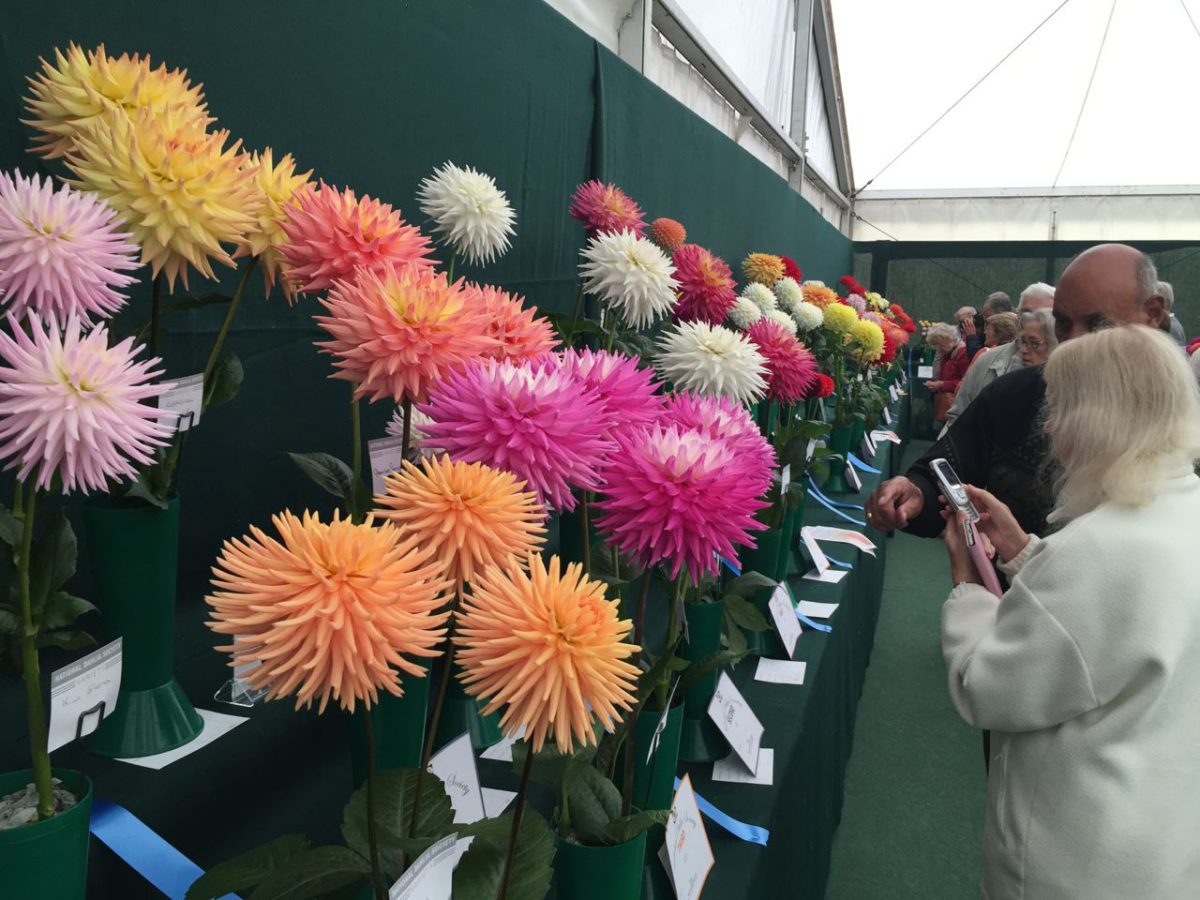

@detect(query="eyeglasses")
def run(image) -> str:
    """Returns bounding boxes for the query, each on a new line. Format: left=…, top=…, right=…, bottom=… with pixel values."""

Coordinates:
left=1019, top=337, right=1045, bottom=350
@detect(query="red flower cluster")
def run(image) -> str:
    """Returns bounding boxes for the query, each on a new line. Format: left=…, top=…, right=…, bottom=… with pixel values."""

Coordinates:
left=888, top=303, right=917, bottom=333
left=808, top=372, right=835, bottom=399
left=838, top=274, right=867, bottom=296
left=873, top=329, right=898, bottom=367
left=781, top=255, right=803, bottom=282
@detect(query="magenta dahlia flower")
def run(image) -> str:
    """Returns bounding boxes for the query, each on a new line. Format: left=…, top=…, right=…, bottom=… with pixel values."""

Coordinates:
left=0, top=171, right=138, bottom=324
left=569, top=180, right=646, bottom=236
left=0, top=313, right=173, bottom=493
left=595, top=424, right=770, bottom=582
left=671, top=244, right=736, bottom=325
left=664, top=391, right=775, bottom=495
left=746, top=319, right=820, bottom=404
left=557, top=348, right=664, bottom=432
left=419, top=358, right=613, bottom=511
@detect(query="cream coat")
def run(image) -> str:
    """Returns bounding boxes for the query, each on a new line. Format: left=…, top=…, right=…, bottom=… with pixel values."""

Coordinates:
left=942, top=469, right=1200, bottom=899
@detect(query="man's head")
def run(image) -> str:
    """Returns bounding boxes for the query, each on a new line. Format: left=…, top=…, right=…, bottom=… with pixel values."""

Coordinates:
left=982, top=291, right=1013, bottom=316
left=1018, top=282, right=1055, bottom=312
left=1052, top=244, right=1165, bottom=343
left=954, top=305, right=977, bottom=325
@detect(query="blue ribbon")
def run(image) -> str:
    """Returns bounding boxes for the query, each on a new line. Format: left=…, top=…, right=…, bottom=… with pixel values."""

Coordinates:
left=90, top=799, right=239, bottom=900
left=847, top=453, right=882, bottom=475
left=673, top=777, right=770, bottom=846
left=797, top=613, right=833, bottom=633
left=806, top=477, right=865, bottom=511
left=805, top=479, right=867, bottom=526
left=717, top=554, right=742, bottom=576
left=824, top=553, right=854, bottom=569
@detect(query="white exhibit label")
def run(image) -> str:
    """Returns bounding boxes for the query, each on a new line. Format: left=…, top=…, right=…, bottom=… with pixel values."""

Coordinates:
left=368, top=436, right=408, bottom=494
left=768, top=583, right=802, bottom=658
left=707, top=672, right=764, bottom=775
left=754, top=658, right=807, bottom=685
left=806, top=525, right=877, bottom=556
left=48, top=638, right=122, bottom=752
left=917, top=365, right=935, bottom=379
left=429, top=733, right=485, bottom=824
left=796, top=600, right=839, bottom=620
left=159, top=374, right=204, bottom=432
left=389, top=833, right=472, bottom=900
left=712, top=747, right=775, bottom=786
left=780, top=464, right=791, bottom=495
left=664, top=775, right=714, bottom=900
left=803, top=568, right=848, bottom=584
left=801, top=527, right=831, bottom=573
left=846, top=464, right=863, bottom=492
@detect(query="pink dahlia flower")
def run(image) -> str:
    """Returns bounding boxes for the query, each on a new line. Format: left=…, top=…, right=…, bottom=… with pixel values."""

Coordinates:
left=419, top=358, right=613, bottom=512
left=0, top=171, right=138, bottom=324
left=846, top=293, right=867, bottom=314
left=664, top=391, right=775, bottom=496
left=569, top=180, right=646, bottom=236
left=671, top=244, right=736, bottom=325
left=316, top=264, right=496, bottom=403
left=469, top=283, right=559, bottom=364
left=595, top=424, right=770, bottom=582
left=279, top=182, right=434, bottom=294
left=557, top=348, right=664, bottom=433
left=746, top=319, right=820, bottom=404
left=0, top=313, right=173, bottom=493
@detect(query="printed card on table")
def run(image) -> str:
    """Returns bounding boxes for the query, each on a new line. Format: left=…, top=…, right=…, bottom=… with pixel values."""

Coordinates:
left=713, top=747, right=775, bottom=786
left=48, top=638, right=122, bottom=752
left=803, top=567, right=848, bottom=584
left=663, top=774, right=714, bottom=900
left=428, top=733, right=485, bottom=824
left=158, top=374, right=203, bottom=433
left=368, top=436, right=408, bottom=494
left=800, top=527, right=831, bottom=572
left=780, top=463, right=791, bottom=495
left=871, top=429, right=902, bottom=445
left=707, top=672, right=764, bottom=775
left=796, top=600, right=839, bottom=620
left=806, top=525, right=877, bottom=555
left=768, top=583, right=802, bottom=658
left=754, top=658, right=807, bottom=685
left=882, top=407, right=893, bottom=425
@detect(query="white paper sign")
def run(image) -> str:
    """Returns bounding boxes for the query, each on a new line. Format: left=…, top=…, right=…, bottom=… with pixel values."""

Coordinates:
left=780, top=464, right=791, bottom=495
left=882, top=408, right=893, bottom=425
left=846, top=464, right=863, bottom=492
left=713, top=747, right=775, bottom=786
left=48, top=638, right=122, bottom=752
left=159, top=374, right=203, bottom=432
left=646, top=680, right=680, bottom=763
left=478, top=725, right=525, bottom=762
left=871, top=429, right=902, bottom=445
left=429, top=733, right=485, bottom=824
left=796, top=600, right=839, bottom=620
left=707, top=672, right=764, bottom=774
left=889, top=384, right=900, bottom=402
left=754, top=658, right=807, bottom=685
left=664, top=775, right=714, bottom=900
left=860, top=435, right=876, bottom=460
left=368, top=435, right=408, bottom=494
left=805, top=525, right=877, bottom=556
left=806, top=438, right=818, bottom=462
left=116, top=709, right=247, bottom=769
left=801, top=528, right=830, bottom=574
left=803, top=568, right=848, bottom=584
left=917, top=365, right=935, bottom=379
left=388, top=833, right=472, bottom=900
left=768, top=583, right=802, bottom=658
left=481, top=787, right=516, bottom=818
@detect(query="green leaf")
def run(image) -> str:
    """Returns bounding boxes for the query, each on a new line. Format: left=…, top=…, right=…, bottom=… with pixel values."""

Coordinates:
left=0, top=606, right=20, bottom=636
left=124, top=467, right=170, bottom=510
left=566, top=764, right=623, bottom=844
left=248, top=846, right=371, bottom=900
left=0, top=508, right=21, bottom=548
left=602, top=809, right=670, bottom=845
left=676, top=650, right=740, bottom=696
left=287, top=452, right=356, bottom=505
left=340, top=768, right=455, bottom=881
left=722, top=571, right=778, bottom=598
left=29, top=513, right=76, bottom=622
left=184, top=834, right=310, bottom=900
left=39, top=592, right=96, bottom=631
left=206, top=351, right=243, bottom=408
left=512, top=741, right=597, bottom=790
left=722, top=611, right=748, bottom=656
left=36, top=630, right=95, bottom=652
left=454, top=809, right=556, bottom=900
left=722, top=594, right=771, bottom=632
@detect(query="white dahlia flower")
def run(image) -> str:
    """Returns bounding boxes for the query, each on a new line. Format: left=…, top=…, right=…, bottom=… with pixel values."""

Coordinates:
left=653, top=321, right=767, bottom=405
left=766, top=308, right=798, bottom=334
left=741, top=282, right=776, bottom=313
left=792, top=300, right=824, bottom=332
left=727, top=296, right=763, bottom=330
left=579, top=229, right=678, bottom=329
left=416, top=161, right=516, bottom=265
left=772, top=276, right=803, bottom=313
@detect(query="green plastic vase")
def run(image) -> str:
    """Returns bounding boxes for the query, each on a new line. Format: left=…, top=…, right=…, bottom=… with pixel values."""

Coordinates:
left=742, top=531, right=786, bottom=658
left=555, top=832, right=647, bottom=899
left=678, top=599, right=729, bottom=763
left=616, top=702, right=683, bottom=815
left=350, top=670, right=430, bottom=786
left=0, top=769, right=92, bottom=900
left=80, top=497, right=202, bottom=758
left=823, top=424, right=855, bottom=494
left=784, top=500, right=808, bottom=577
left=434, top=664, right=503, bottom=750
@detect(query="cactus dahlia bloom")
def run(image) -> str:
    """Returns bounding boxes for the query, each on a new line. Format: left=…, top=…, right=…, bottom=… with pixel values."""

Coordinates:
left=664, top=391, right=775, bottom=495
left=746, top=319, right=820, bottom=404
left=569, top=180, right=646, bottom=236
left=416, top=161, right=516, bottom=266
left=671, top=244, right=737, bottom=325
left=469, top=283, right=559, bottom=364
left=579, top=229, right=678, bottom=330
left=233, top=149, right=313, bottom=301
left=654, top=321, right=768, bottom=405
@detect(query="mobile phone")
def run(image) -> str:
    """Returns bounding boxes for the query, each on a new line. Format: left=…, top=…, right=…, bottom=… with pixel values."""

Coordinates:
left=930, top=458, right=1003, bottom=596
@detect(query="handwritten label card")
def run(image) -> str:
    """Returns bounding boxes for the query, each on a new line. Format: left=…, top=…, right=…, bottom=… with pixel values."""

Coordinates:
left=796, top=600, right=839, bottom=620
left=801, top=528, right=831, bottom=573
left=388, top=833, right=472, bottom=900
left=754, top=658, right=807, bottom=685
left=768, top=583, right=801, bottom=658
left=664, top=775, right=714, bottom=900
left=707, top=672, right=764, bottom=775
left=712, top=747, right=775, bottom=786
left=48, top=638, right=121, bottom=752
left=429, top=733, right=485, bottom=824
left=368, top=436, right=407, bottom=494
left=159, top=374, right=203, bottom=432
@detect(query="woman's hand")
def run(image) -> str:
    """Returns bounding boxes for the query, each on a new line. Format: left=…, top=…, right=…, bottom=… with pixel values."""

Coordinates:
left=924, top=380, right=942, bottom=391
left=941, top=510, right=981, bottom=586
left=962, top=485, right=1029, bottom=564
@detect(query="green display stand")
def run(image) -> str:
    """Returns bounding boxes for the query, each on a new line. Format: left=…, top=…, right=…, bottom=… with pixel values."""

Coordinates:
left=823, top=424, right=855, bottom=494
left=81, top=497, right=202, bottom=758
left=555, top=831, right=648, bottom=899
left=350, top=672, right=431, bottom=786
left=0, top=769, right=92, bottom=900
left=678, top=600, right=729, bottom=763
left=784, top=500, right=808, bottom=577
left=434, top=666, right=503, bottom=750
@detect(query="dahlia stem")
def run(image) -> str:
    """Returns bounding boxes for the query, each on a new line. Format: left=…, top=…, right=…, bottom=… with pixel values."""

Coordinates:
left=400, top=397, right=413, bottom=460
left=446, top=249, right=458, bottom=283
left=578, top=492, right=592, bottom=575
left=620, top=570, right=652, bottom=817
left=363, top=708, right=387, bottom=900
left=202, top=257, right=258, bottom=409
left=602, top=306, right=619, bottom=352
left=411, top=641, right=454, bottom=839
left=16, top=482, right=53, bottom=820
left=350, top=392, right=364, bottom=524
left=496, top=747, right=535, bottom=900
left=149, top=275, right=163, bottom=358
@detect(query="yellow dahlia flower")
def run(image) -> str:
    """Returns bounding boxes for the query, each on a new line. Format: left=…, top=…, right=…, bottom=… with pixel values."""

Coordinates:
left=742, top=252, right=785, bottom=286
left=65, top=107, right=259, bottom=290
left=822, top=302, right=860, bottom=335
left=23, top=43, right=209, bottom=160
left=849, top=318, right=885, bottom=363
left=233, top=149, right=313, bottom=301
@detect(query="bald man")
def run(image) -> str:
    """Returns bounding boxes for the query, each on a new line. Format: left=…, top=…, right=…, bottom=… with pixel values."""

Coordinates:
left=868, top=244, right=1166, bottom=537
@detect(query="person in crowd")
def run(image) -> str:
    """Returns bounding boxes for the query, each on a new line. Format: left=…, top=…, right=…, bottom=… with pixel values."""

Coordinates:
left=961, top=293, right=1012, bottom=357
left=1159, top=280, right=1187, bottom=345
left=941, top=284, right=1055, bottom=431
left=923, top=322, right=971, bottom=424
left=1016, top=308, right=1057, bottom=367
left=982, top=291, right=1013, bottom=316
left=981, top=311, right=1019, bottom=349
left=940, top=324, right=1200, bottom=900
left=867, top=243, right=1167, bottom=537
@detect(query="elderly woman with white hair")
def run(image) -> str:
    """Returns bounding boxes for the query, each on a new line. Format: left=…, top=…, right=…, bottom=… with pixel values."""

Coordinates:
left=924, top=322, right=970, bottom=423
left=940, top=325, right=1200, bottom=899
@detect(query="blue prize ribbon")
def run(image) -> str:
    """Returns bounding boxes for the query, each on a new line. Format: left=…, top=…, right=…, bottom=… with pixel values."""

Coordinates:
left=806, top=477, right=865, bottom=511
left=673, top=778, right=770, bottom=846
left=718, top=554, right=742, bottom=576
left=824, top=553, right=854, bottom=569
left=805, top=479, right=867, bottom=526
left=90, top=799, right=239, bottom=900
left=847, top=453, right=882, bottom=475
left=796, top=612, right=833, bottom=633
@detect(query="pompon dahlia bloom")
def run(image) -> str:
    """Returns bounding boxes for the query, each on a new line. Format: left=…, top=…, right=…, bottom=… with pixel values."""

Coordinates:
left=849, top=318, right=885, bottom=363
left=374, top=456, right=546, bottom=596
left=846, top=293, right=868, bottom=314
left=206, top=510, right=451, bottom=714
left=233, top=149, right=313, bottom=301
left=454, top=553, right=639, bottom=753
left=802, top=280, right=839, bottom=309
left=470, top=283, right=559, bottom=363
left=416, top=162, right=516, bottom=266
left=741, top=282, right=777, bottom=313
left=0, top=314, right=173, bottom=493
left=792, top=300, right=824, bottom=332
left=279, top=182, right=434, bottom=295
left=65, top=108, right=259, bottom=290
left=419, top=359, right=613, bottom=511
left=316, top=265, right=496, bottom=403
left=747, top=319, right=819, bottom=404
left=781, top=256, right=803, bottom=282
left=654, top=321, right=767, bottom=405
left=665, top=391, right=775, bottom=494
left=808, top=372, right=835, bottom=399
left=595, top=425, right=772, bottom=581
left=569, top=180, right=646, bottom=236
left=822, top=302, right=860, bottom=335
left=579, top=229, right=678, bottom=329
left=742, top=252, right=785, bottom=286
left=671, top=244, right=736, bottom=324
left=766, top=308, right=798, bottom=335
left=23, top=43, right=209, bottom=159
left=866, top=290, right=890, bottom=311
left=649, top=217, right=687, bottom=251
left=773, top=276, right=804, bottom=313
left=727, top=295, right=763, bottom=330
left=557, top=348, right=664, bottom=431
left=0, top=171, right=139, bottom=323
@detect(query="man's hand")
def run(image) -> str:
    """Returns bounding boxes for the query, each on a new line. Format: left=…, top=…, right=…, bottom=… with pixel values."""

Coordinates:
left=866, top=476, right=925, bottom=530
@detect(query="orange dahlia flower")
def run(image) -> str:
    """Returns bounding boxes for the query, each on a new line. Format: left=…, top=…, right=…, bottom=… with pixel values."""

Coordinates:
left=469, top=283, right=560, bottom=364
left=374, top=455, right=547, bottom=596
left=742, top=252, right=785, bottom=286
left=233, top=149, right=313, bottom=301
left=316, top=264, right=497, bottom=403
left=206, top=509, right=451, bottom=714
left=802, top=281, right=840, bottom=309
left=649, top=217, right=687, bottom=252
left=454, top=554, right=640, bottom=753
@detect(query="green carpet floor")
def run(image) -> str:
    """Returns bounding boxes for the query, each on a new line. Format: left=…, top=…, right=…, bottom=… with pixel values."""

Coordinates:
left=825, top=441, right=985, bottom=899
